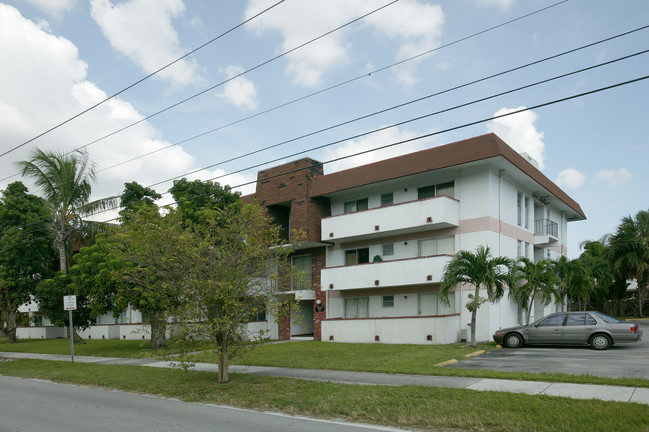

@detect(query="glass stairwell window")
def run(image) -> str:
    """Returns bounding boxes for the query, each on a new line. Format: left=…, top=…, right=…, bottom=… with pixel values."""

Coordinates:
left=291, top=255, right=312, bottom=290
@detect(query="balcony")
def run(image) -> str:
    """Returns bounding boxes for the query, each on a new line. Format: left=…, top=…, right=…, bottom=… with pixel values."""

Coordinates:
left=322, top=196, right=459, bottom=242
left=322, top=255, right=453, bottom=291
left=534, top=218, right=558, bottom=245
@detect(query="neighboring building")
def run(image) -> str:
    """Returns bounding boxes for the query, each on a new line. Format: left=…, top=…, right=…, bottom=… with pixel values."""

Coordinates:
left=242, top=133, right=585, bottom=344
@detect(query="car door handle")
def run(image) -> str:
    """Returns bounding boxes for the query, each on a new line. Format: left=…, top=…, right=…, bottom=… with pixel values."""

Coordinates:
left=585, top=327, right=594, bottom=330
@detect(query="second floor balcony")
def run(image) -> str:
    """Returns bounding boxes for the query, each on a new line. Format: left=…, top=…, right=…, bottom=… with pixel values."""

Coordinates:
left=322, top=254, right=453, bottom=291
left=322, top=196, right=459, bottom=242
left=534, top=218, right=559, bottom=245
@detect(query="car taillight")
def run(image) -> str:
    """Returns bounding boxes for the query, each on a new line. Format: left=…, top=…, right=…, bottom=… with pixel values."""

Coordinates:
left=630, top=325, right=638, bottom=332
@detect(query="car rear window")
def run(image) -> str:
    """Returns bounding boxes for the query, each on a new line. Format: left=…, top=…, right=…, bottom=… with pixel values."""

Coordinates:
left=593, top=312, right=620, bottom=323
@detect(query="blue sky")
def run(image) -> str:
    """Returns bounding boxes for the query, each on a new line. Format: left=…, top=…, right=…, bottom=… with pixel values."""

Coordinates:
left=0, top=0, right=647, bottom=258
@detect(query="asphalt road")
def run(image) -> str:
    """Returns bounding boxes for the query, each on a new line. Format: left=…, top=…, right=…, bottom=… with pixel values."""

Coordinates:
left=0, top=375, right=407, bottom=432
left=448, top=321, right=649, bottom=379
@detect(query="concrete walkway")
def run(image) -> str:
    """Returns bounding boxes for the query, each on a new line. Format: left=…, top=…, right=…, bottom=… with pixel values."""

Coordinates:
left=1, top=351, right=648, bottom=405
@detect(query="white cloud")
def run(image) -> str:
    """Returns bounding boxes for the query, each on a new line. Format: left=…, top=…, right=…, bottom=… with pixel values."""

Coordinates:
left=555, top=168, right=585, bottom=190
left=218, top=65, right=259, bottom=110
left=90, top=0, right=201, bottom=87
left=0, top=4, right=247, bottom=212
left=322, top=126, right=431, bottom=173
left=594, top=168, right=632, bottom=187
left=487, top=107, right=546, bottom=169
left=244, top=0, right=444, bottom=87
left=476, top=0, right=516, bottom=9
left=24, top=0, right=76, bottom=17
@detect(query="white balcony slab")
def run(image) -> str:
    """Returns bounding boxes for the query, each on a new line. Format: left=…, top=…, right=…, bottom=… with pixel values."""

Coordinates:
left=322, top=255, right=452, bottom=291
left=322, top=196, right=459, bottom=242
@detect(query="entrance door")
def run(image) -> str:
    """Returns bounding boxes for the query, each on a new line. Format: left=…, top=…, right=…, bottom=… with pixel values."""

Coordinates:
left=418, top=294, right=438, bottom=315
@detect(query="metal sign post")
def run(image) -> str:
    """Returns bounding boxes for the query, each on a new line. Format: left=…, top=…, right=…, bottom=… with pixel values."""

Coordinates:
left=63, top=296, right=77, bottom=362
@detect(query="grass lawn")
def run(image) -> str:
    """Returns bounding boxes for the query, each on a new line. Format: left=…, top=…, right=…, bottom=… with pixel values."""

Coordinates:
left=4, top=337, right=649, bottom=389
left=0, top=358, right=647, bottom=432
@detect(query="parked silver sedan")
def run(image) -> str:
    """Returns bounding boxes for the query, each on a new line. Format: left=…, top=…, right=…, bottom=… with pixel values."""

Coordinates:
left=493, top=311, right=643, bottom=350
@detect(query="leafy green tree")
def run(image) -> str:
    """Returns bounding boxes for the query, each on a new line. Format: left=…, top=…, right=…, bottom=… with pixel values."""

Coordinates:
left=0, top=182, right=55, bottom=343
left=179, top=202, right=295, bottom=383
left=169, top=178, right=240, bottom=226
left=509, top=258, right=557, bottom=324
left=440, top=246, right=510, bottom=347
left=119, top=181, right=162, bottom=218
left=606, top=211, right=649, bottom=317
left=110, top=207, right=194, bottom=349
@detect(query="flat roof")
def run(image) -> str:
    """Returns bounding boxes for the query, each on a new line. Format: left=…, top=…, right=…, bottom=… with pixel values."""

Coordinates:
left=310, top=133, right=586, bottom=220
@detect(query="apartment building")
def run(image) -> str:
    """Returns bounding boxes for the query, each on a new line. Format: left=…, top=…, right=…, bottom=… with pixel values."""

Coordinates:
left=242, top=133, right=585, bottom=344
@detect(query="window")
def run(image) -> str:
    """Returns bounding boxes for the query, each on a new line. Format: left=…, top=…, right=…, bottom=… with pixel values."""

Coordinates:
left=32, top=316, right=43, bottom=326
left=517, top=240, right=523, bottom=258
left=344, top=198, right=368, bottom=214
left=418, top=181, right=455, bottom=200
left=345, top=248, right=370, bottom=265
left=525, top=242, right=530, bottom=259
left=345, top=297, right=369, bottom=318
left=382, top=243, right=394, bottom=256
left=537, top=314, right=566, bottom=327
left=517, top=192, right=522, bottom=226
left=524, top=196, right=530, bottom=229
left=564, top=313, right=596, bottom=326
left=418, top=236, right=454, bottom=256
left=382, top=295, right=394, bottom=308
left=292, top=255, right=312, bottom=289
left=380, top=193, right=393, bottom=206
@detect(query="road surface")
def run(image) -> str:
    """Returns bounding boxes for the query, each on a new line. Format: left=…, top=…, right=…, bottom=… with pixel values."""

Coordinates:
left=0, top=375, right=407, bottom=432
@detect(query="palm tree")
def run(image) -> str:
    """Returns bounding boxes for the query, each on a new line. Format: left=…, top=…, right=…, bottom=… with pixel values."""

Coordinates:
left=606, top=211, right=649, bottom=317
left=17, top=149, right=118, bottom=343
left=440, top=246, right=510, bottom=347
left=551, top=255, right=592, bottom=311
left=509, top=258, right=557, bottom=324
left=17, top=149, right=118, bottom=274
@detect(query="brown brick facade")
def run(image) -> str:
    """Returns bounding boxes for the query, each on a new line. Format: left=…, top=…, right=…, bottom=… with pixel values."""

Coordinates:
left=243, top=158, right=330, bottom=341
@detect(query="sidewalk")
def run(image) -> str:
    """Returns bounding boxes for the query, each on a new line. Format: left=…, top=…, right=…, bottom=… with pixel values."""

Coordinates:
left=1, top=351, right=648, bottom=405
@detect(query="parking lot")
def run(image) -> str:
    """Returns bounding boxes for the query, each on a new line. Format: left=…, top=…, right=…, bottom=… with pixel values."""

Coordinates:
left=448, top=321, right=649, bottom=379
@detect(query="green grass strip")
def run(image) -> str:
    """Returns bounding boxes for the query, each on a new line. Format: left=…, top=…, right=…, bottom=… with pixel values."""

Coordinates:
left=0, top=359, right=647, bottom=432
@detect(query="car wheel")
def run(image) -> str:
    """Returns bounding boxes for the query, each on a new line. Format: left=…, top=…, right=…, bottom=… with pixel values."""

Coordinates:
left=590, top=334, right=612, bottom=350
left=504, top=333, right=523, bottom=348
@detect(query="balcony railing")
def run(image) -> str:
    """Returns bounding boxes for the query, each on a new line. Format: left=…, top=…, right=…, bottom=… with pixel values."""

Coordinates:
left=534, top=219, right=558, bottom=237
left=322, top=255, right=452, bottom=291
left=322, top=196, right=459, bottom=242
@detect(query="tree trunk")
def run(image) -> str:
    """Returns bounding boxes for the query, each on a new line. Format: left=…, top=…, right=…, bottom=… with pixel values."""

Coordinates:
left=149, top=312, right=167, bottom=350
left=218, top=339, right=229, bottom=383
left=637, top=278, right=647, bottom=318
left=56, top=236, right=67, bottom=274
left=6, top=305, right=17, bottom=344
left=73, top=329, right=85, bottom=344
left=469, top=310, right=477, bottom=348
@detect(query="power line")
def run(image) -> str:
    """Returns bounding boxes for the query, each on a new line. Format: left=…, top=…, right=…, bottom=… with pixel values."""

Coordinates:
left=95, top=0, right=576, bottom=176
left=70, top=1, right=399, bottom=153
left=0, top=0, right=571, bottom=185
left=4, top=72, right=647, bottom=252
left=143, top=42, right=649, bottom=188
left=7, top=48, right=648, bottom=239
left=0, top=0, right=287, bottom=159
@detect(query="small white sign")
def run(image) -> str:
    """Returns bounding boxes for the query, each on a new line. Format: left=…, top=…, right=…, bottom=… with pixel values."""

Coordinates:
left=63, top=295, right=77, bottom=311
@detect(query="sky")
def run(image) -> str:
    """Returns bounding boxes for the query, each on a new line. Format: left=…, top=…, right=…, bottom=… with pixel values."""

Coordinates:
left=0, top=0, right=647, bottom=258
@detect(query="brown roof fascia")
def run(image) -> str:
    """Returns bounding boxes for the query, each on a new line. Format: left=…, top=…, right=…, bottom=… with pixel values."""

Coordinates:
left=311, top=133, right=585, bottom=219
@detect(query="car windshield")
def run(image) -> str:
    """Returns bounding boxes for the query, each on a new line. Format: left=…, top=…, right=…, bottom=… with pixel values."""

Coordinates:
left=593, top=312, right=620, bottom=323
